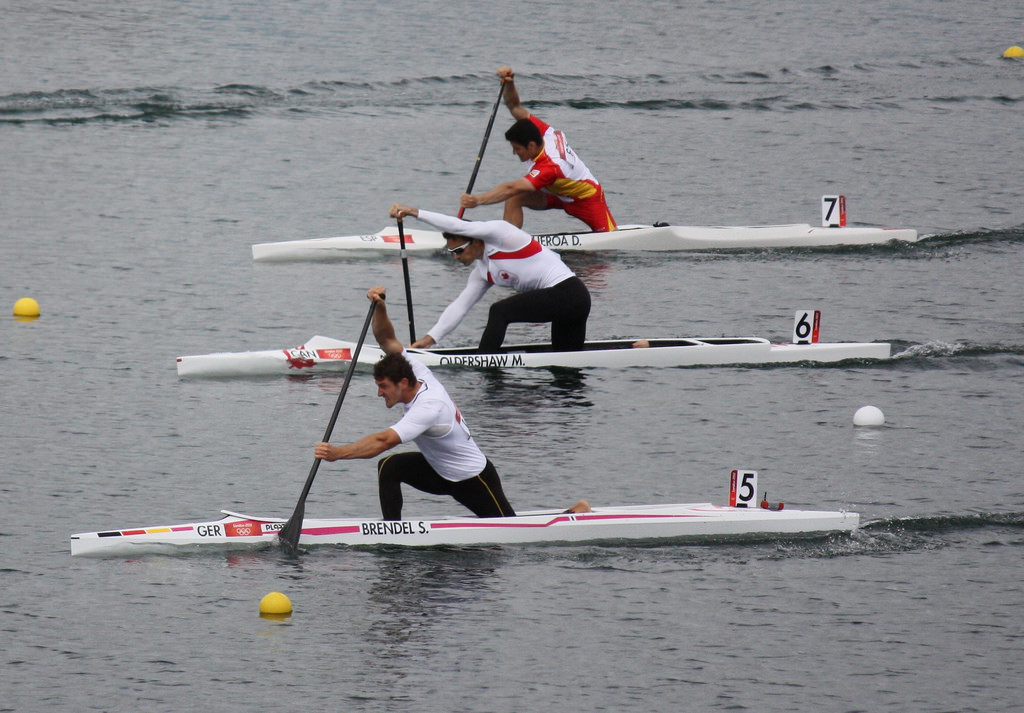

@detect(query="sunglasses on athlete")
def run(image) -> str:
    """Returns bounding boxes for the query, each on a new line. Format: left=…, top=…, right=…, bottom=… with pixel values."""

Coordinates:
left=447, top=242, right=471, bottom=255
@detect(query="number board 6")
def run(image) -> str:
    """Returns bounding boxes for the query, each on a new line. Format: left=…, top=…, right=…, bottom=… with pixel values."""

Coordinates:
left=792, top=309, right=821, bottom=344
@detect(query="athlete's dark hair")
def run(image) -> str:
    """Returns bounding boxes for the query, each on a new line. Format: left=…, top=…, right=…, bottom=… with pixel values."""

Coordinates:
left=373, top=352, right=417, bottom=385
left=504, top=118, right=542, bottom=147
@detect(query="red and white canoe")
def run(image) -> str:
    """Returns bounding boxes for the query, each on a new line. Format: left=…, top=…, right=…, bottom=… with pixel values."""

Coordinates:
left=70, top=457, right=858, bottom=556
left=176, top=309, right=888, bottom=378
left=176, top=335, right=890, bottom=378
left=251, top=223, right=918, bottom=261
left=70, top=503, right=859, bottom=556
left=251, top=195, right=916, bottom=260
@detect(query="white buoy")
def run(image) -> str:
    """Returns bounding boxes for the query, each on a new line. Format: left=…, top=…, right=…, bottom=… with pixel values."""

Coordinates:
left=853, top=405, right=885, bottom=426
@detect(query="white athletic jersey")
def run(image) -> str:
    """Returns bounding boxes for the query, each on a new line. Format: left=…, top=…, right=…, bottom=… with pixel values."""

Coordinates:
left=388, top=350, right=486, bottom=482
left=416, top=210, right=575, bottom=344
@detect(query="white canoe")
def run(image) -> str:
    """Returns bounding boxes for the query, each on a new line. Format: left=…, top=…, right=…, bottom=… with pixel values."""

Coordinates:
left=251, top=223, right=919, bottom=261
left=70, top=502, right=860, bottom=557
left=176, top=335, right=891, bottom=378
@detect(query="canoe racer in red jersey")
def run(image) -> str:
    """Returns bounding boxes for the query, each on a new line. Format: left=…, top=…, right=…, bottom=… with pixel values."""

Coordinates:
left=460, top=66, right=617, bottom=233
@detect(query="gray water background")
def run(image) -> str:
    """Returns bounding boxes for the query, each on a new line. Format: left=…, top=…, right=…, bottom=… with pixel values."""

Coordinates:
left=2, top=1, right=1023, bottom=711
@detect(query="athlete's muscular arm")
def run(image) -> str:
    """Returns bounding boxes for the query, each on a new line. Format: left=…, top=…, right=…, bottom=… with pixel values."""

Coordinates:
left=367, top=286, right=404, bottom=355
left=498, top=66, right=530, bottom=120
left=315, top=429, right=401, bottom=461
left=461, top=177, right=535, bottom=209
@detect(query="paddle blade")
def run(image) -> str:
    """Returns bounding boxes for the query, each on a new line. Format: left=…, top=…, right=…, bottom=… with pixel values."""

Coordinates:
left=276, top=299, right=377, bottom=556
left=278, top=502, right=304, bottom=556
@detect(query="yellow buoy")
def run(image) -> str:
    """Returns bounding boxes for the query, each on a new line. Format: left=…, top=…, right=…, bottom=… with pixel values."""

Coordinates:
left=1003, top=45, right=1024, bottom=58
left=13, top=297, right=40, bottom=319
left=259, top=591, right=292, bottom=618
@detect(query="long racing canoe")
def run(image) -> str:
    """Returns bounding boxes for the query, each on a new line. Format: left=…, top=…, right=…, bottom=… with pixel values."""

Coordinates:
left=70, top=501, right=859, bottom=556
left=176, top=335, right=890, bottom=378
left=70, top=464, right=857, bottom=557
left=251, top=222, right=919, bottom=261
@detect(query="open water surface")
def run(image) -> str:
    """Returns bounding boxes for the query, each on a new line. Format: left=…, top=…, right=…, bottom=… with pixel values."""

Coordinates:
left=2, top=1, right=1023, bottom=711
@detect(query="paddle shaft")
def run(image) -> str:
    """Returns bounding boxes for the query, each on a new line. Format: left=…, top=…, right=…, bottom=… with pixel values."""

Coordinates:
left=396, top=217, right=416, bottom=343
left=457, top=81, right=506, bottom=219
left=278, top=299, right=378, bottom=554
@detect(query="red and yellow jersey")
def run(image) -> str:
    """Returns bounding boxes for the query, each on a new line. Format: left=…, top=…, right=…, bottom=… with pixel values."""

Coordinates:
left=523, top=115, right=601, bottom=202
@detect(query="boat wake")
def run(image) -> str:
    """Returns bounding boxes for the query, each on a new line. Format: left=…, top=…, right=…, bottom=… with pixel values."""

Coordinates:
left=919, top=226, right=1024, bottom=248
left=863, top=510, right=1024, bottom=535
left=889, top=340, right=1024, bottom=365
left=848, top=511, right=1024, bottom=554
left=717, top=510, right=1024, bottom=563
left=683, top=227, right=1024, bottom=260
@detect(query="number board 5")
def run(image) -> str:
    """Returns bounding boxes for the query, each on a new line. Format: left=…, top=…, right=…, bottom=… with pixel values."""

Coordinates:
left=730, top=469, right=758, bottom=508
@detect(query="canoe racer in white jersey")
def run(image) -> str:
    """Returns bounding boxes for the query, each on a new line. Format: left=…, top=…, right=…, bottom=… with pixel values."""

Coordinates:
left=389, top=203, right=592, bottom=353
left=314, top=287, right=515, bottom=520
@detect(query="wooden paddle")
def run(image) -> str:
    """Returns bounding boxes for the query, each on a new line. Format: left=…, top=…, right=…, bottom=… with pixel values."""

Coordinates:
left=396, top=216, right=416, bottom=343
left=278, top=298, right=378, bottom=555
left=457, top=80, right=506, bottom=218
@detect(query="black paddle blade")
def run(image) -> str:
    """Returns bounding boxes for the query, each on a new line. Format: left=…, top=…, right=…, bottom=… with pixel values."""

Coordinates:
left=276, top=298, right=378, bottom=557
left=278, top=457, right=321, bottom=555
left=278, top=502, right=304, bottom=556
